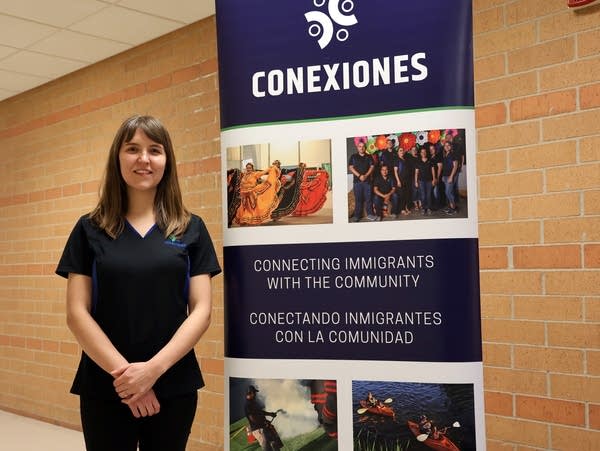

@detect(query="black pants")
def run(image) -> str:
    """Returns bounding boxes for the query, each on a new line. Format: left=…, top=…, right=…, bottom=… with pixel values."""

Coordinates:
left=80, top=392, right=197, bottom=451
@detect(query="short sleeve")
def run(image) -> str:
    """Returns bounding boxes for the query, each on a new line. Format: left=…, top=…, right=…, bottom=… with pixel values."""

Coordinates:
left=188, top=215, right=222, bottom=278
left=55, top=216, right=94, bottom=279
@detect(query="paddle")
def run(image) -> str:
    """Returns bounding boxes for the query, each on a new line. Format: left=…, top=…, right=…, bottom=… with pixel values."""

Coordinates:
left=357, top=398, right=393, bottom=414
left=416, top=421, right=461, bottom=442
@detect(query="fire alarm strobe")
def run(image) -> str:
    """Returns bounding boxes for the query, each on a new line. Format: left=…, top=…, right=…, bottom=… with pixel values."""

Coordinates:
left=567, top=0, right=598, bottom=9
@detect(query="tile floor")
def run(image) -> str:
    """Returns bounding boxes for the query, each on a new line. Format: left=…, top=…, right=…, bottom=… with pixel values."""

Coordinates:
left=0, top=409, right=85, bottom=451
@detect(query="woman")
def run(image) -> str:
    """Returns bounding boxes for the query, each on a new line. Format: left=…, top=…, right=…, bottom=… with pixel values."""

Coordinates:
left=406, top=146, right=420, bottom=211
left=393, top=148, right=411, bottom=216
left=441, top=141, right=459, bottom=215
left=56, top=115, right=221, bottom=451
left=235, top=162, right=282, bottom=225
left=414, top=147, right=436, bottom=215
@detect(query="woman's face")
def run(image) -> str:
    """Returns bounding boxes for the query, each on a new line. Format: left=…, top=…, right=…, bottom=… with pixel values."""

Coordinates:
left=420, top=148, right=428, bottom=158
left=119, top=128, right=166, bottom=194
left=245, top=163, right=254, bottom=173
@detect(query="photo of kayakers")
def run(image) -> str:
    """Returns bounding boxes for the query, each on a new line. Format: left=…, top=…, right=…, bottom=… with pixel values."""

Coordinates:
left=347, top=129, right=468, bottom=223
left=353, top=380, right=475, bottom=451
left=229, top=377, right=338, bottom=450
left=226, top=140, right=332, bottom=227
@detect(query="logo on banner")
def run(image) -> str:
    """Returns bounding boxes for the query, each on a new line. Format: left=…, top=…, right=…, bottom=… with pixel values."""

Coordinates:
left=305, top=0, right=358, bottom=49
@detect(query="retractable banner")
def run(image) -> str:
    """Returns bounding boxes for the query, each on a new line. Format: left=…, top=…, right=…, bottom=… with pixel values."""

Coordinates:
left=217, top=1, right=484, bottom=449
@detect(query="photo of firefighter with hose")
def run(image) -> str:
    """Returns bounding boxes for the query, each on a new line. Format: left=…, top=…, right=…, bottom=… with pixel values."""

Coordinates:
left=229, top=378, right=338, bottom=450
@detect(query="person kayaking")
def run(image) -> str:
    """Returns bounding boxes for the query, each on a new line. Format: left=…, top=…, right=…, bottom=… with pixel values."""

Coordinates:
left=418, top=414, right=432, bottom=434
left=366, top=392, right=383, bottom=407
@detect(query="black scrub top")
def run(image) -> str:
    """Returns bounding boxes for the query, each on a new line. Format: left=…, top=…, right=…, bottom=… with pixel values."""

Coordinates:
left=56, top=214, right=221, bottom=400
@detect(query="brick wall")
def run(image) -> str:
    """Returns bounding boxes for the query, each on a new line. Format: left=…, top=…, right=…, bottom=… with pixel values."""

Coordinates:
left=474, top=0, right=599, bottom=449
left=0, top=17, right=224, bottom=451
left=0, top=2, right=598, bottom=450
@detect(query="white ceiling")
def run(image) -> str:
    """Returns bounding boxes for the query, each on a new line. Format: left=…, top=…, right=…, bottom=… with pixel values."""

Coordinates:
left=0, top=0, right=215, bottom=102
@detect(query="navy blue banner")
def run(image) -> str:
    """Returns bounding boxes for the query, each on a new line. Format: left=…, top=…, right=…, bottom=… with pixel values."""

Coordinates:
left=225, top=238, right=481, bottom=362
left=216, top=0, right=474, bottom=128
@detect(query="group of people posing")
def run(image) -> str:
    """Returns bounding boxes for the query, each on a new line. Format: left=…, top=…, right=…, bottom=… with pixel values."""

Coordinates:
left=348, top=130, right=465, bottom=222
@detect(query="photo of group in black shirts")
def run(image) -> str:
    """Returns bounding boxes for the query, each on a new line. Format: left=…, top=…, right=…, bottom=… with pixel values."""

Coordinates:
left=346, top=129, right=467, bottom=222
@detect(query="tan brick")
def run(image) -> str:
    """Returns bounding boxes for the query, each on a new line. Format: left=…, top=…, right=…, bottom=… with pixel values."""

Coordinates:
left=580, top=136, right=600, bottom=163
left=485, top=391, right=513, bottom=416
left=509, top=141, right=577, bottom=171
left=475, top=23, right=537, bottom=58
left=484, top=367, right=547, bottom=396
left=548, top=322, right=600, bottom=348
left=513, top=245, right=581, bottom=268
left=510, top=90, right=577, bottom=122
left=547, top=163, right=600, bottom=192
left=585, top=244, right=600, bottom=268
left=542, top=6, right=600, bottom=39
left=478, top=121, right=539, bottom=151
left=506, top=0, right=566, bottom=26
left=508, top=37, right=575, bottom=73
left=544, top=109, right=600, bottom=141
left=481, top=294, right=512, bottom=319
left=477, top=149, right=507, bottom=174
left=476, top=103, right=507, bottom=128
left=546, top=271, right=600, bottom=296
left=514, top=295, right=582, bottom=321
left=551, top=374, right=600, bottom=403
left=485, top=442, right=516, bottom=451
left=473, top=0, right=507, bottom=12
left=480, top=221, right=541, bottom=246
left=483, top=342, right=512, bottom=367
left=486, top=415, right=549, bottom=448
left=578, top=28, right=600, bottom=57
left=590, top=404, right=600, bottom=431
left=480, top=247, right=509, bottom=269
left=479, top=171, right=543, bottom=198
left=476, top=72, right=538, bottom=104
left=517, top=395, right=585, bottom=427
left=474, top=6, right=505, bottom=34
left=514, top=345, right=584, bottom=373
left=478, top=198, right=510, bottom=221
left=580, top=82, right=600, bottom=110
left=584, top=190, right=600, bottom=215
left=540, top=56, right=600, bottom=91
left=481, top=271, right=543, bottom=295
left=586, top=297, right=600, bottom=322
left=544, top=217, right=600, bottom=243
left=589, top=350, right=600, bottom=376
left=483, top=319, right=545, bottom=344
left=512, top=193, right=580, bottom=220
left=474, top=54, right=506, bottom=81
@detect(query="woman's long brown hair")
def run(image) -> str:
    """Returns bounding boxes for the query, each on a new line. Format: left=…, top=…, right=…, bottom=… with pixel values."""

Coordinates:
left=90, top=115, right=190, bottom=238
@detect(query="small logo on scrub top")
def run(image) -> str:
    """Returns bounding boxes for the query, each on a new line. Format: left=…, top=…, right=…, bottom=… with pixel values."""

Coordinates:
left=305, top=0, right=358, bottom=49
left=165, top=235, right=186, bottom=248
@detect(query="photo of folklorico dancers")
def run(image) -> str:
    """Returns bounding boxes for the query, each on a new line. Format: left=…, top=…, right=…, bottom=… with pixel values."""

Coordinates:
left=229, top=378, right=338, bottom=451
left=353, top=380, right=476, bottom=451
left=347, top=129, right=467, bottom=223
left=226, top=140, right=332, bottom=227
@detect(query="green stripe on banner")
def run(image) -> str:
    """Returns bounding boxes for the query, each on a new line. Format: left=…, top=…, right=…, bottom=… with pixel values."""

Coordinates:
left=221, top=105, right=475, bottom=132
